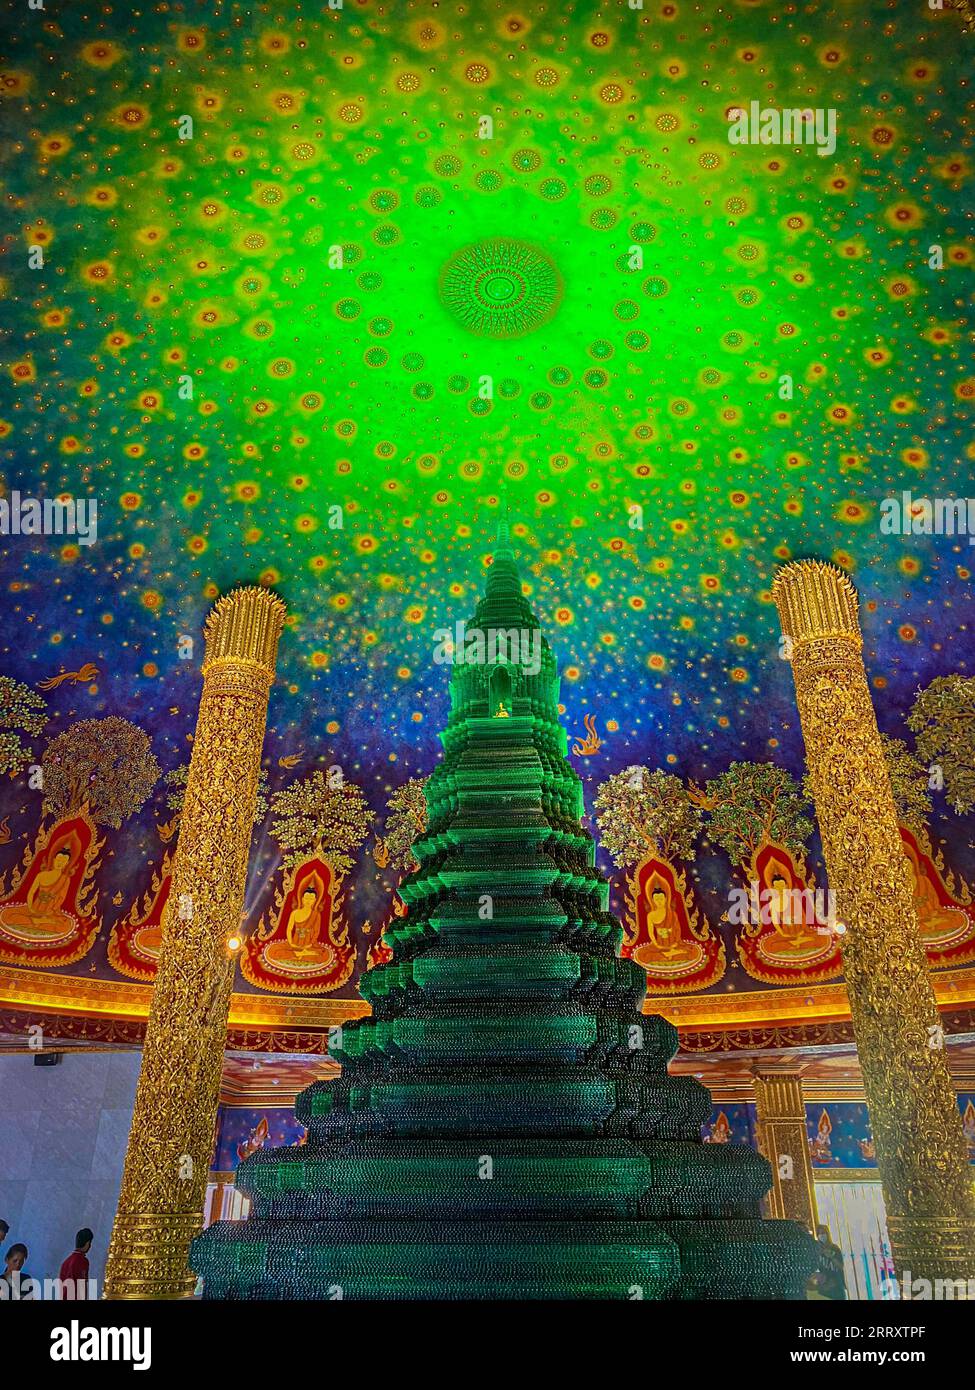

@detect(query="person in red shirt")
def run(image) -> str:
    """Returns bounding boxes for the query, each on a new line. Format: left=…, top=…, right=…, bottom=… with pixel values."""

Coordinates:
left=58, top=1228, right=93, bottom=1299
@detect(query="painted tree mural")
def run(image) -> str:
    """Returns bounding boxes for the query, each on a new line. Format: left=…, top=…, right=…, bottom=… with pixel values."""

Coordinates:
left=593, top=766, right=701, bottom=867
left=41, top=717, right=159, bottom=828
left=691, top=761, right=813, bottom=867
left=268, top=768, right=375, bottom=873
left=877, top=734, right=932, bottom=837
left=908, top=675, right=975, bottom=814
left=374, top=776, right=429, bottom=875
left=0, top=677, right=48, bottom=781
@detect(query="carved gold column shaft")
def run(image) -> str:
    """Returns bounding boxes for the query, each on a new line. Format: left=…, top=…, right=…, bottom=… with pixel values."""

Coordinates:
left=773, top=560, right=975, bottom=1289
left=104, top=586, right=285, bottom=1299
left=752, top=1065, right=818, bottom=1233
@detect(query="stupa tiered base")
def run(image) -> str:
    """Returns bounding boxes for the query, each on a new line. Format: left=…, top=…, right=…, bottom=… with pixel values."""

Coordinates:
left=192, top=526, right=819, bottom=1299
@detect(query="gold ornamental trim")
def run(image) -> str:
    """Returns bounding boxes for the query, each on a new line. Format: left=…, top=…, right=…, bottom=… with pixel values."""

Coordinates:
left=5, top=962, right=973, bottom=1038
left=103, top=1212, right=203, bottom=1300
left=0, top=964, right=370, bottom=1030
left=646, top=967, right=975, bottom=1029
left=814, top=1169, right=883, bottom=1184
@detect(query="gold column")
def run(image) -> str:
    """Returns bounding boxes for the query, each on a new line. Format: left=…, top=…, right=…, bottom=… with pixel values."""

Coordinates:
left=752, top=1065, right=818, bottom=1233
left=773, top=560, right=975, bottom=1288
left=104, top=587, right=285, bottom=1299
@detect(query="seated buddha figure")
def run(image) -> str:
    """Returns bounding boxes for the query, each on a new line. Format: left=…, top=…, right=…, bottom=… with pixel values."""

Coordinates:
left=632, top=880, right=702, bottom=971
left=284, top=880, right=333, bottom=964
left=904, top=840, right=968, bottom=946
left=0, top=842, right=78, bottom=940
left=705, top=1110, right=732, bottom=1145
left=132, top=897, right=166, bottom=959
left=962, top=1100, right=975, bottom=1160
left=761, top=872, right=818, bottom=957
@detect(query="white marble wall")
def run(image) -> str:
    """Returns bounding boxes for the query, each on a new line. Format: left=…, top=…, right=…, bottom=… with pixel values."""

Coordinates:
left=0, top=1050, right=141, bottom=1291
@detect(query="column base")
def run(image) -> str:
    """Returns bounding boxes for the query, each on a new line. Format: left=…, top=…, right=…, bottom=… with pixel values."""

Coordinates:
left=887, top=1215, right=975, bottom=1297
left=103, top=1210, right=203, bottom=1300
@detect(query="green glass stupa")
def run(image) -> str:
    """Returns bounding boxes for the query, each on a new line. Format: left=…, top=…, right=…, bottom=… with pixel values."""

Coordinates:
left=192, top=523, right=819, bottom=1299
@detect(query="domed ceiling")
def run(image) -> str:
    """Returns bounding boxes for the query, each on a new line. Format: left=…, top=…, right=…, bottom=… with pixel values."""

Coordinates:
left=0, top=1, right=973, bottom=1037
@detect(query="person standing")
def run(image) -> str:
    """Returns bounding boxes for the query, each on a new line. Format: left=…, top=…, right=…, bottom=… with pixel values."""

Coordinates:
left=807, top=1224, right=847, bottom=1300
left=58, top=1228, right=93, bottom=1299
left=1, top=1243, right=29, bottom=1299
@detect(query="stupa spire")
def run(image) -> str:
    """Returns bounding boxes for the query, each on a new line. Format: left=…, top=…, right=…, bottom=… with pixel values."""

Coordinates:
left=482, top=490, right=527, bottom=619
left=495, top=486, right=511, bottom=548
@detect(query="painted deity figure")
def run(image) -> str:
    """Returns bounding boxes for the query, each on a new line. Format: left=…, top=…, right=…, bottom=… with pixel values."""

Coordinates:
left=962, top=1101, right=975, bottom=1160
left=765, top=872, right=817, bottom=950
left=107, top=857, right=173, bottom=980
left=623, top=855, right=724, bottom=993
left=0, top=815, right=100, bottom=967
left=738, top=841, right=842, bottom=984
left=243, top=855, right=354, bottom=992
left=237, top=1116, right=270, bottom=1163
left=903, top=837, right=969, bottom=945
left=1, top=841, right=78, bottom=938
left=757, top=859, right=824, bottom=959
left=285, top=881, right=331, bottom=961
left=809, top=1110, right=833, bottom=1164
left=705, top=1111, right=732, bottom=1144
left=632, top=879, right=702, bottom=969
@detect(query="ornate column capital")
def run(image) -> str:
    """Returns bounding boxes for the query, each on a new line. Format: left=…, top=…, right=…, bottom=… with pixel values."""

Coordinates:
left=772, top=560, right=864, bottom=675
left=202, top=585, right=286, bottom=676
left=772, top=559, right=861, bottom=647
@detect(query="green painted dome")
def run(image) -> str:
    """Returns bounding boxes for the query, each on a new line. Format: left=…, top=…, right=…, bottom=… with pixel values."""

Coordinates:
left=439, top=238, right=563, bottom=338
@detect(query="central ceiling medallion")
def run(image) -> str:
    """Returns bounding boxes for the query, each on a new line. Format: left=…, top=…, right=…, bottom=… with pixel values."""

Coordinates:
left=439, top=237, right=562, bottom=338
